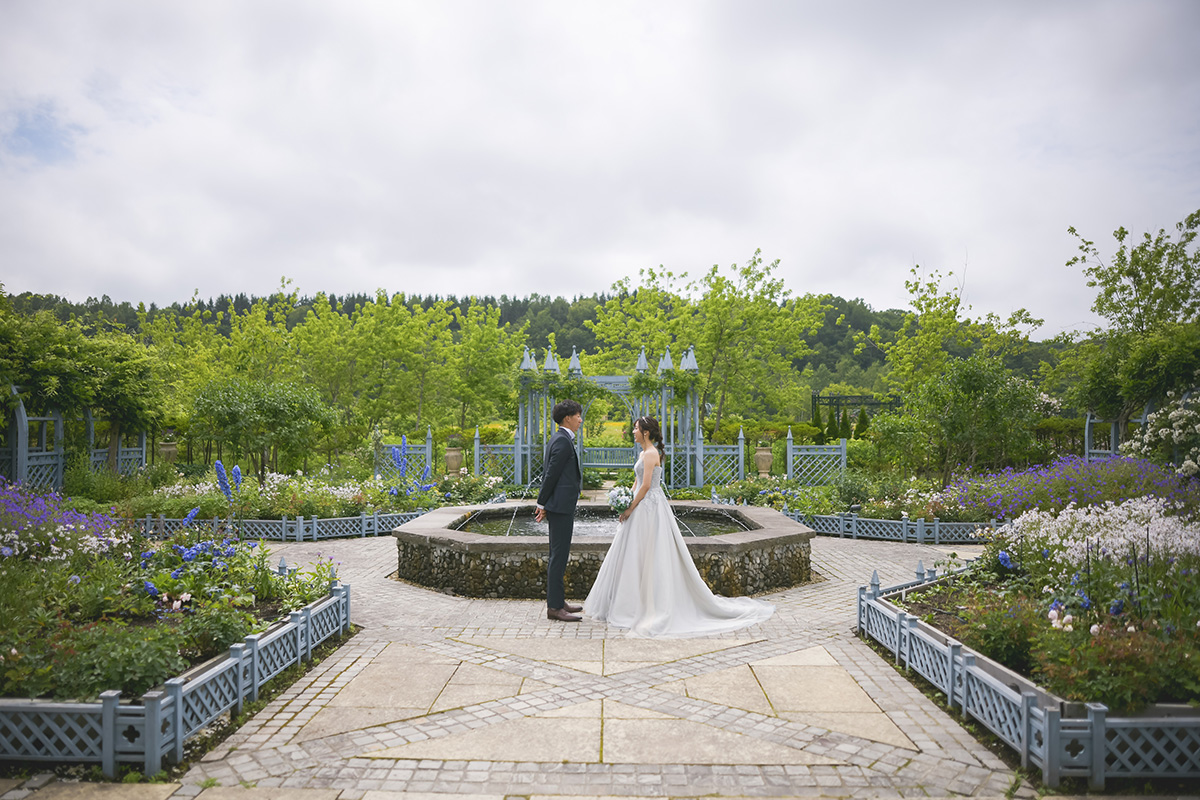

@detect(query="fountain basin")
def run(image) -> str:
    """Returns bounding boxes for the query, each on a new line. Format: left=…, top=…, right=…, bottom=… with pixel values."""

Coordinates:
left=392, top=500, right=814, bottom=599
left=458, top=504, right=750, bottom=537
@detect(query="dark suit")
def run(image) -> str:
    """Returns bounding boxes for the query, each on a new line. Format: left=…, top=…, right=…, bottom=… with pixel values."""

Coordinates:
left=537, top=427, right=582, bottom=609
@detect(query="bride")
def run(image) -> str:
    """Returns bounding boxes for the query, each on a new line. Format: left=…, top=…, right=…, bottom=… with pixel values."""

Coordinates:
left=584, top=416, right=775, bottom=637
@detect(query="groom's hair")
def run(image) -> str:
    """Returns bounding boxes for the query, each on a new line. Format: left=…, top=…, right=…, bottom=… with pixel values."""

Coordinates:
left=552, top=399, right=583, bottom=424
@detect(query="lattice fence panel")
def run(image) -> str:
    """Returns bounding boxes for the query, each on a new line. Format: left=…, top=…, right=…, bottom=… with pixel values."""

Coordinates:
left=798, top=514, right=840, bottom=534
left=964, top=671, right=1023, bottom=750
left=478, top=446, right=516, bottom=484
left=309, top=598, right=344, bottom=646
left=0, top=707, right=103, bottom=760
left=257, top=627, right=300, bottom=684
left=862, top=600, right=901, bottom=654
left=935, top=522, right=991, bottom=544
left=856, top=517, right=904, bottom=541
left=181, top=664, right=240, bottom=738
left=790, top=449, right=843, bottom=486
left=240, top=519, right=288, bottom=541
left=907, top=635, right=951, bottom=691
left=312, top=516, right=362, bottom=540
left=26, top=455, right=59, bottom=489
left=702, top=446, right=740, bottom=486
left=1104, top=722, right=1200, bottom=778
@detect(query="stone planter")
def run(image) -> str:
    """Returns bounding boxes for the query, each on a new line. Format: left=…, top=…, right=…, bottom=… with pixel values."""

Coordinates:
left=444, top=446, right=463, bottom=476
left=158, top=441, right=178, bottom=463
left=753, top=445, right=772, bottom=477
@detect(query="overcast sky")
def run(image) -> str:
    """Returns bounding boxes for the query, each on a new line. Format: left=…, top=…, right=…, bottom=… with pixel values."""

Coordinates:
left=2, top=1, right=1197, bottom=338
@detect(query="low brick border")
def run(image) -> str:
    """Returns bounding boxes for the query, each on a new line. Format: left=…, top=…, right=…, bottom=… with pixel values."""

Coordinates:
left=392, top=501, right=814, bottom=598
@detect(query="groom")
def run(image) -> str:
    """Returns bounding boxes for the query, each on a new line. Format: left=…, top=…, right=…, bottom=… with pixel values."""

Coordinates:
left=535, top=399, right=584, bottom=622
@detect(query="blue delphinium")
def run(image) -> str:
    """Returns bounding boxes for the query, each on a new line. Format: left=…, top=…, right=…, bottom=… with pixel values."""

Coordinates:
left=998, top=551, right=1014, bottom=570
left=232, top=465, right=242, bottom=491
left=214, top=461, right=233, bottom=503
left=182, top=507, right=201, bottom=528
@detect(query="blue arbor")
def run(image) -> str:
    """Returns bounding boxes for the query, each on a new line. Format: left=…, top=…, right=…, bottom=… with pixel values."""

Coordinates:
left=480, top=345, right=744, bottom=489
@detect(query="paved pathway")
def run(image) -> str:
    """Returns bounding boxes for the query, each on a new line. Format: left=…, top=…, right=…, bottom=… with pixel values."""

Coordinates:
left=4, top=533, right=1035, bottom=800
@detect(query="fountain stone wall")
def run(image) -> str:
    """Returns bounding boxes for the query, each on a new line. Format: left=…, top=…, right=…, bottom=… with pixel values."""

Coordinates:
left=392, top=501, right=814, bottom=599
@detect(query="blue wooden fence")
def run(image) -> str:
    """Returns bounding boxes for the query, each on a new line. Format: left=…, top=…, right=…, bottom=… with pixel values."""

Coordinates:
left=135, top=511, right=427, bottom=541
left=786, top=510, right=997, bottom=544
left=0, top=582, right=351, bottom=778
left=859, top=571, right=1200, bottom=789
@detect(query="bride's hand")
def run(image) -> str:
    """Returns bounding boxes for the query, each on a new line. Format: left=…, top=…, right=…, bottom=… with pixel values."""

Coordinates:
left=619, top=506, right=632, bottom=522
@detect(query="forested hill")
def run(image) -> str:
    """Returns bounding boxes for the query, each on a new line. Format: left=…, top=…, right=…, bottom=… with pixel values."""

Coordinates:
left=6, top=289, right=1055, bottom=389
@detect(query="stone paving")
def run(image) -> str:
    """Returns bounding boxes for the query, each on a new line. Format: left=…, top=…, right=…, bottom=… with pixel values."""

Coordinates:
left=5, top=531, right=1039, bottom=800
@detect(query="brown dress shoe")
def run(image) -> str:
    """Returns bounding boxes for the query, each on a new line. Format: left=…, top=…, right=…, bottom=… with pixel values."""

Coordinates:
left=563, top=603, right=583, bottom=613
left=547, top=607, right=582, bottom=622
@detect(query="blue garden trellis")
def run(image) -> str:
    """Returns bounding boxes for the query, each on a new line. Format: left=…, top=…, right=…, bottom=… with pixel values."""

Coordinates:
left=478, top=344, right=744, bottom=490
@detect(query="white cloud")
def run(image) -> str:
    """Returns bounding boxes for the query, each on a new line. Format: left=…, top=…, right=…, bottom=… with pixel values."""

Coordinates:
left=1, top=0, right=1197, bottom=337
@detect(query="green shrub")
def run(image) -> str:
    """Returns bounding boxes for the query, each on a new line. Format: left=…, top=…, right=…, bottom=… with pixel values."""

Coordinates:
left=178, top=600, right=257, bottom=660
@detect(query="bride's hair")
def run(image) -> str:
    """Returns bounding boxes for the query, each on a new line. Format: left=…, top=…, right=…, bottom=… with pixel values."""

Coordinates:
left=635, top=416, right=665, bottom=459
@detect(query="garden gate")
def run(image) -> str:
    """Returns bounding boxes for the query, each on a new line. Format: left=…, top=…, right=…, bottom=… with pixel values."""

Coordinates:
left=1, top=386, right=65, bottom=490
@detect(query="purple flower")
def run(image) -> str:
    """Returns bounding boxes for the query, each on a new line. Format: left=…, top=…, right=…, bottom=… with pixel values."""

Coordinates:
left=231, top=465, right=242, bottom=490
left=998, top=551, right=1014, bottom=570
left=68, top=575, right=80, bottom=585
left=182, top=507, right=200, bottom=527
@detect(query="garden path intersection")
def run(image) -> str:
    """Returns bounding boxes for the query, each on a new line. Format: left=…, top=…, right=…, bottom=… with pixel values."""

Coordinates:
left=8, top=533, right=1060, bottom=800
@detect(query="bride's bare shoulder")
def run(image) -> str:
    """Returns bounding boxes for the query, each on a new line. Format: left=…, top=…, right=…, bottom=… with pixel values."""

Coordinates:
left=643, top=448, right=661, bottom=468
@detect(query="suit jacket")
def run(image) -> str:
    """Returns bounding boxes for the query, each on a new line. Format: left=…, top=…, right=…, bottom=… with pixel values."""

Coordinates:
left=537, top=427, right=582, bottom=514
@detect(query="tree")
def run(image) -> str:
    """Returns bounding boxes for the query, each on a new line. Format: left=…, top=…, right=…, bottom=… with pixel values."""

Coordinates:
left=912, top=353, right=1038, bottom=484
left=811, top=403, right=825, bottom=445
left=86, top=332, right=164, bottom=472
left=1054, top=209, right=1200, bottom=431
left=450, top=303, right=525, bottom=430
left=1068, top=208, right=1200, bottom=334
left=853, top=407, right=870, bottom=439
left=691, top=251, right=823, bottom=432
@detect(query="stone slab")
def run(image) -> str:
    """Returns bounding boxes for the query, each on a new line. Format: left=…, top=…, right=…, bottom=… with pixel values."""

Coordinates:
left=752, top=644, right=839, bottom=666
left=326, top=661, right=457, bottom=708
left=364, top=715, right=601, bottom=762
left=603, top=700, right=676, bottom=719
left=752, top=665, right=881, bottom=712
left=779, top=710, right=918, bottom=750
left=601, top=718, right=841, bottom=765
left=430, top=680, right=525, bottom=713
left=0, top=779, right=21, bottom=794
left=603, top=637, right=762, bottom=662
left=669, top=663, right=774, bottom=715
left=294, top=706, right=428, bottom=742
left=454, top=636, right=604, bottom=663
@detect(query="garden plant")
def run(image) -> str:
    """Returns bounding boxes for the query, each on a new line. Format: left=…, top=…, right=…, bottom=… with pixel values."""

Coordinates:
left=0, top=480, right=337, bottom=702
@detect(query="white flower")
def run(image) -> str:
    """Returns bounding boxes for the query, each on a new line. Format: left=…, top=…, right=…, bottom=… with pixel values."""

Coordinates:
left=1063, top=624, right=1073, bottom=632
left=1063, top=614, right=1073, bottom=625
left=1128, top=625, right=1137, bottom=633
left=1090, top=624, right=1100, bottom=635
left=1048, top=609, right=1058, bottom=622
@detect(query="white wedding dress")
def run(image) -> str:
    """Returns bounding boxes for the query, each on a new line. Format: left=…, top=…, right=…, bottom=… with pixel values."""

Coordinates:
left=584, top=452, right=775, bottom=637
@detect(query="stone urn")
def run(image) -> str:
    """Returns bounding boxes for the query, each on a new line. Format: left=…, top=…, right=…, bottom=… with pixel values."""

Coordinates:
left=158, top=441, right=178, bottom=463
left=753, top=445, right=772, bottom=478
left=444, top=446, right=464, bottom=477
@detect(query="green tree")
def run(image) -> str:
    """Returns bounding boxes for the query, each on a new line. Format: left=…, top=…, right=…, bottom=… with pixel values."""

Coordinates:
left=691, top=251, right=823, bottom=432
left=1068, top=208, right=1200, bottom=334
left=912, top=353, right=1038, bottom=484
left=811, top=403, right=825, bottom=445
left=450, top=302, right=525, bottom=429
left=86, top=332, right=164, bottom=472
left=853, top=407, right=870, bottom=439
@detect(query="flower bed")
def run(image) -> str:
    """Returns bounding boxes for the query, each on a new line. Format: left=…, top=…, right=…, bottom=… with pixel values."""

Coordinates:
left=1, top=482, right=337, bottom=702
left=860, top=570, right=1200, bottom=790
left=860, top=491, right=1200, bottom=789
left=0, top=480, right=354, bottom=777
